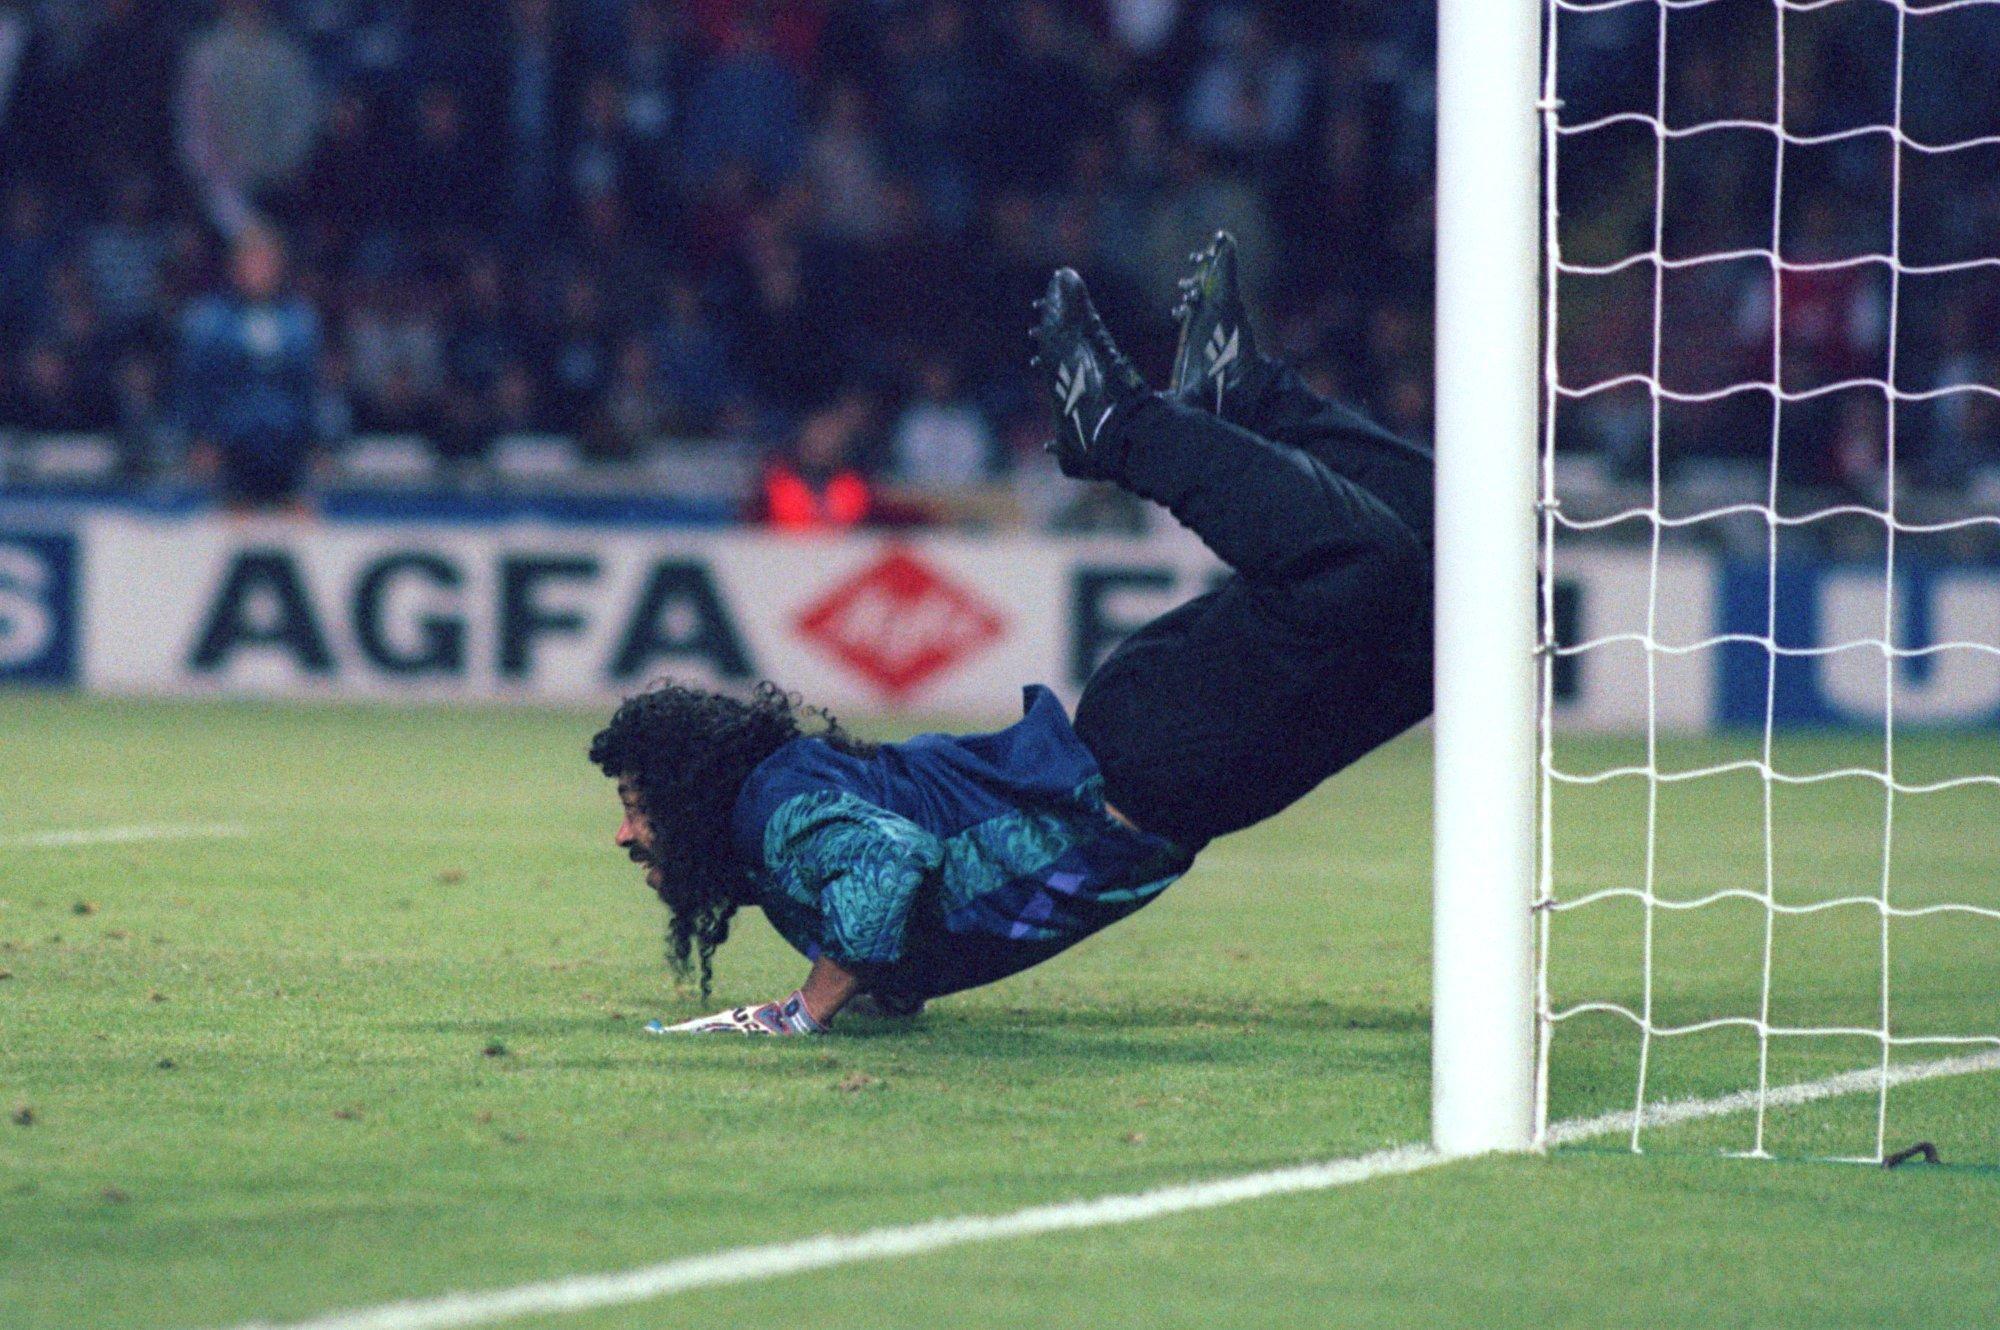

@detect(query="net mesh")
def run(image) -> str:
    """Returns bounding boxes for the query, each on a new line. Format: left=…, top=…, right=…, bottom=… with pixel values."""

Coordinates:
left=1536, top=0, right=2000, bottom=1159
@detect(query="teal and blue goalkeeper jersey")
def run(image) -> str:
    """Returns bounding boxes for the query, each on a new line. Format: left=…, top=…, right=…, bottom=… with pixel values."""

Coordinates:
left=728, top=686, right=1195, bottom=1004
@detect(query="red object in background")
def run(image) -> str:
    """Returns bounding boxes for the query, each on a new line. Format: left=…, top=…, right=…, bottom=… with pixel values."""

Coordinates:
left=1779, top=265, right=1873, bottom=382
left=685, top=0, right=826, bottom=73
left=762, top=460, right=872, bottom=531
left=795, top=547, right=1006, bottom=698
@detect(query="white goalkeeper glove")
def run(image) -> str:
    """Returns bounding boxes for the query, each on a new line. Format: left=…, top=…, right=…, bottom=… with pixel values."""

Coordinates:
left=644, top=990, right=826, bottom=1036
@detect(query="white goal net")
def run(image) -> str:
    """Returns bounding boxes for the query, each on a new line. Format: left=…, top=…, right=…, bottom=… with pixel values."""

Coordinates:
left=1536, top=0, right=2000, bottom=1160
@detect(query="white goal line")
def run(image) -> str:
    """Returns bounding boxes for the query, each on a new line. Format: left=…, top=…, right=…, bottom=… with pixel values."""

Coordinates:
left=0, top=823, right=249, bottom=849
left=218, top=1049, right=2000, bottom=1330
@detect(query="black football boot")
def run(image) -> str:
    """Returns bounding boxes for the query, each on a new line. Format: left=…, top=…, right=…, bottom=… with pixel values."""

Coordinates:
left=1169, top=230, right=1259, bottom=419
left=1030, top=268, right=1148, bottom=482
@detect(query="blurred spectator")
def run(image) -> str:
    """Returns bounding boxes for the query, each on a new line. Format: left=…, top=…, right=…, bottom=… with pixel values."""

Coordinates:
left=504, top=0, right=568, bottom=233
left=42, top=260, right=106, bottom=373
left=443, top=254, right=520, bottom=407
left=0, top=182, right=57, bottom=355
left=392, top=83, right=493, bottom=234
left=850, top=178, right=974, bottom=358
left=807, top=81, right=890, bottom=244
left=679, top=10, right=806, bottom=189
left=1776, top=198, right=1886, bottom=390
left=293, top=88, right=386, bottom=255
left=1114, top=93, right=1173, bottom=201
left=686, top=0, right=827, bottom=75
left=617, top=0, right=693, bottom=216
left=348, top=277, right=443, bottom=418
left=289, top=0, right=419, bottom=92
left=598, top=335, right=669, bottom=460
left=1182, top=6, right=1311, bottom=158
left=491, top=362, right=542, bottom=436
left=760, top=391, right=875, bottom=531
left=311, top=345, right=354, bottom=448
left=29, top=0, right=182, bottom=188
left=0, top=3, right=25, bottom=141
left=1275, top=99, right=1383, bottom=297
left=567, top=71, right=644, bottom=220
left=572, top=188, right=664, bottom=323
left=881, top=0, right=983, bottom=231
left=890, top=355, right=996, bottom=489
left=649, top=274, right=740, bottom=431
left=176, top=228, right=322, bottom=512
left=1831, top=394, right=1889, bottom=495
left=989, top=0, right=1112, bottom=192
left=1925, top=301, right=1994, bottom=487
left=1378, top=373, right=1432, bottom=446
left=540, top=270, right=614, bottom=432
left=8, top=343, right=104, bottom=432
left=111, top=350, right=172, bottom=480
left=355, top=361, right=432, bottom=437
left=1109, top=0, right=1185, bottom=62
left=725, top=215, right=844, bottom=414
left=80, top=172, right=170, bottom=347
left=964, top=190, right=1054, bottom=388
left=179, top=0, right=323, bottom=237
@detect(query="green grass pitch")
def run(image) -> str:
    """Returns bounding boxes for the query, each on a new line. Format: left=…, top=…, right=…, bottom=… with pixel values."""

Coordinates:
left=2, top=695, right=1996, bottom=1329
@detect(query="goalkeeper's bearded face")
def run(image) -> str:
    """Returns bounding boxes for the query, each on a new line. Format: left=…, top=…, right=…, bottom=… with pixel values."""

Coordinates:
left=613, top=776, right=665, bottom=892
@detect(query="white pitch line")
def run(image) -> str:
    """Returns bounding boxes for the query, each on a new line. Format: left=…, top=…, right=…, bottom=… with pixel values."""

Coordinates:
left=0, top=823, right=248, bottom=849
left=220, top=1048, right=2000, bottom=1330
left=1544, top=1047, right=2000, bottom=1146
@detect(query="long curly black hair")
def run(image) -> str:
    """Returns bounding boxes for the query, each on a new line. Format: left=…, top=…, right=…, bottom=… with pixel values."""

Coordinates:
left=588, top=679, right=875, bottom=998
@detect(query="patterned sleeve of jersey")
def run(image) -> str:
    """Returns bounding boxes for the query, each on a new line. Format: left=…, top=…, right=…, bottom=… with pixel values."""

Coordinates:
left=763, top=790, right=946, bottom=967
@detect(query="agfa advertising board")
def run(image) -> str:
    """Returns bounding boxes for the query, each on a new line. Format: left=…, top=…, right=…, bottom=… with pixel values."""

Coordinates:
left=60, top=514, right=2000, bottom=729
left=1549, top=546, right=2000, bottom=729
left=0, top=528, right=78, bottom=686
left=79, top=515, right=1226, bottom=713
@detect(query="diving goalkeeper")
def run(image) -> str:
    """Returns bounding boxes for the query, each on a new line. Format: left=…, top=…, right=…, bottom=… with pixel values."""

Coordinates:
left=590, top=234, right=1433, bottom=1034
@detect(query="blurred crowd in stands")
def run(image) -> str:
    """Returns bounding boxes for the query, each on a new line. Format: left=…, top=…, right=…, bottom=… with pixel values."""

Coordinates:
left=0, top=0, right=1994, bottom=530
left=1553, top=0, right=2000, bottom=520
left=0, top=0, right=1437, bottom=523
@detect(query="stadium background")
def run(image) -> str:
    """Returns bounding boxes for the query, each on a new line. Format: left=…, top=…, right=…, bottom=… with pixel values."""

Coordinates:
left=0, top=0, right=1992, bottom=728
left=2, top=0, right=1996, bottom=726
left=4, top=5, right=2000, bottom=1328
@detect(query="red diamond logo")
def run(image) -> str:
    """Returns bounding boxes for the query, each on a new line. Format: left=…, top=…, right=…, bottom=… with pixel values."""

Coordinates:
left=795, top=547, right=1006, bottom=698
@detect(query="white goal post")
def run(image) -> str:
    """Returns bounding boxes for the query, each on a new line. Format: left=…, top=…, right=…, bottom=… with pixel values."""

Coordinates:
left=1431, top=0, right=1543, bottom=1155
left=1441, top=0, right=2000, bottom=1163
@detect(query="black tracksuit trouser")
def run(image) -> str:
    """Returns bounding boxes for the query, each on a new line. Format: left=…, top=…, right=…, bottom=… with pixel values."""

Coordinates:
left=1072, top=356, right=1435, bottom=851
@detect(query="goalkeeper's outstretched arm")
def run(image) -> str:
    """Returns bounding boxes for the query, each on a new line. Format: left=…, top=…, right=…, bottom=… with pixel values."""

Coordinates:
left=647, top=954, right=861, bottom=1036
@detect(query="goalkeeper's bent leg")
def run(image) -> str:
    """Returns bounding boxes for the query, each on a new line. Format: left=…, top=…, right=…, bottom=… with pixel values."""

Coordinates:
left=1073, top=396, right=1431, bottom=847
left=1104, top=392, right=1426, bottom=639
left=1224, top=356, right=1434, bottom=548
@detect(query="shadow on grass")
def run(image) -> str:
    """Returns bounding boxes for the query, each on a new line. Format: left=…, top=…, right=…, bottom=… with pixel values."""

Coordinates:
left=399, top=996, right=1420, bottom=1038
left=1551, top=1141, right=2000, bottom=1176
left=381, top=997, right=1428, bottom=1075
left=941, top=996, right=1423, bottom=1035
